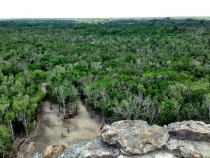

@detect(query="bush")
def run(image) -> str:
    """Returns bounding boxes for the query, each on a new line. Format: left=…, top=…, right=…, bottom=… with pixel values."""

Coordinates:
left=27, top=124, right=35, bottom=132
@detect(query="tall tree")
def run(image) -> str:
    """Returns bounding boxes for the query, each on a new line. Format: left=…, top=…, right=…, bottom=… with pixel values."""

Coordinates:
left=4, top=111, right=15, bottom=143
left=51, top=80, right=78, bottom=116
left=0, top=125, right=12, bottom=158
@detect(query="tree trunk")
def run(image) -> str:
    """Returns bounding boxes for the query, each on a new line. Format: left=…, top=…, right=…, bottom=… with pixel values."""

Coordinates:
left=209, top=106, right=210, bottom=119
left=9, top=121, right=15, bottom=143
left=62, top=99, right=66, bottom=116
left=23, top=120, right=28, bottom=137
left=59, top=104, right=61, bottom=112
left=50, top=101, right=52, bottom=110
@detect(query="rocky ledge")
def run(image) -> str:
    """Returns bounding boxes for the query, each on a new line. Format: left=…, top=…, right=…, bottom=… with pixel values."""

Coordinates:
left=32, top=120, right=210, bottom=158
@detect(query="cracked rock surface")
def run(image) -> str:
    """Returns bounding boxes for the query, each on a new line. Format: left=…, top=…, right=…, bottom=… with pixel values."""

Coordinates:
left=101, top=120, right=169, bottom=155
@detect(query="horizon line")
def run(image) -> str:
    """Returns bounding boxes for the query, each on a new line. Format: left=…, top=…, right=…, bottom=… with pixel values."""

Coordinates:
left=0, top=16, right=210, bottom=20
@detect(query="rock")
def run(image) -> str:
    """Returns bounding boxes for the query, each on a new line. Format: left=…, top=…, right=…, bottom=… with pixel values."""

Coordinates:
left=101, top=120, right=169, bottom=155
left=165, top=139, right=203, bottom=158
left=43, top=145, right=66, bottom=158
left=31, top=152, right=42, bottom=158
left=79, top=148, right=116, bottom=158
left=117, top=151, right=176, bottom=158
left=59, top=137, right=119, bottom=158
left=59, top=136, right=175, bottom=158
left=168, top=120, right=210, bottom=142
left=31, top=120, right=210, bottom=158
left=59, top=139, right=92, bottom=158
left=189, top=140, right=210, bottom=158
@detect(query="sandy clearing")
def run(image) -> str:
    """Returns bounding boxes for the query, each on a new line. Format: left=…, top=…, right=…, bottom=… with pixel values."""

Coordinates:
left=13, top=101, right=101, bottom=158
left=11, top=83, right=102, bottom=158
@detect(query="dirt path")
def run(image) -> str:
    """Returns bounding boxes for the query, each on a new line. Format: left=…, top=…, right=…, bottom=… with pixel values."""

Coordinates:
left=12, top=84, right=101, bottom=158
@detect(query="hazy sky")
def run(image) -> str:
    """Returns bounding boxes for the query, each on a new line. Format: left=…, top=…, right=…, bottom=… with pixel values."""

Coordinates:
left=0, top=0, right=210, bottom=18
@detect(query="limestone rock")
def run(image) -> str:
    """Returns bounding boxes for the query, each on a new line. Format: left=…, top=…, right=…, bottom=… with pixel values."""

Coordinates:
left=189, top=140, right=210, bottom=158
left=168, top=120, right=210, bottom=142
left=101, top=120, right=169, bottom=155
left=43, top=145, right=66, bottom=158
left=165, top=139, right=203, bottom=158
left=117, top=151, right=176, bottom=158
left=59, top=137, right=119, bottom=158
left=79, top=148, right=116, bottom=158
left=31, top=152, right=42, bottom=158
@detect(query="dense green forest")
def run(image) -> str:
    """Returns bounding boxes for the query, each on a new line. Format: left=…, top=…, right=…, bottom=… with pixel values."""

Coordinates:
left=1, top=18, right=210, bottom=157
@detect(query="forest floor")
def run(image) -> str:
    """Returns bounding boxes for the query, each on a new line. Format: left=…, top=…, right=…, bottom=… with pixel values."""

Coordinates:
left=9, top=84, right=102, bottom=158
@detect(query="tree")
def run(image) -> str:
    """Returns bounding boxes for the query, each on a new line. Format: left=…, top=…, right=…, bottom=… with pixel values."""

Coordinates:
left=4, top=111, right=15, bottom=143
left=0, top=125, right=12, bottom=158
left=67, top=85, right=79, bottom=114
left=12, top=94, right=37, bottom=137
left=112, top=91, right=160, bottom=124
left=51, top=79, right=78, bottom=116
left=202, top=94, right=210, bottom=119
left=0, top=95, right=10, bottom=122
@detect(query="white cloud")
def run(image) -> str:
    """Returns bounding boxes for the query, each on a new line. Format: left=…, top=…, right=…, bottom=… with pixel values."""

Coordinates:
left=0, top=0, right=210, bottom=18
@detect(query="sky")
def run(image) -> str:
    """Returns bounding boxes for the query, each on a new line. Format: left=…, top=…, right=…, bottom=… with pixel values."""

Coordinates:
left=0, top=0, right=210, bottom=19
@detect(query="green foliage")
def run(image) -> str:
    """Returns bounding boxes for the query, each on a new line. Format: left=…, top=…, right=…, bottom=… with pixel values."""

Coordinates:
left=157, top=97, right=178, bottom=125
left=1, top=18, right=210, bottom=153
left=189, top=89, right=207, bottom=103
left=27, top=124, right=35, bottom=132
left=0, top=125, right=12, bottom=158
left=0, top=96, right=9, bottom=122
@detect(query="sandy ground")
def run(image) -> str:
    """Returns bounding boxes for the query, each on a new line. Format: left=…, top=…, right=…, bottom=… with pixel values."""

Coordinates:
left=36, top=101, right=101, bottom=149
left=10, top=84, right=102, bottom=158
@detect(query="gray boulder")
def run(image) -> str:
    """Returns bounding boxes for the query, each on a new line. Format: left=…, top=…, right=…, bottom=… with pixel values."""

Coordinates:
left=117, top=151, right=176, bottom=158
left=165, top=138, right=203, bottom=158
left=59, top=137, right=119, bottom=158
left=31, top=153, right=42, bottom=158
left=101, top=120, right=169, bottom=155
left=168, top=120, right=210, bottom=142
left=188, top=140, right=210, bottom=158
